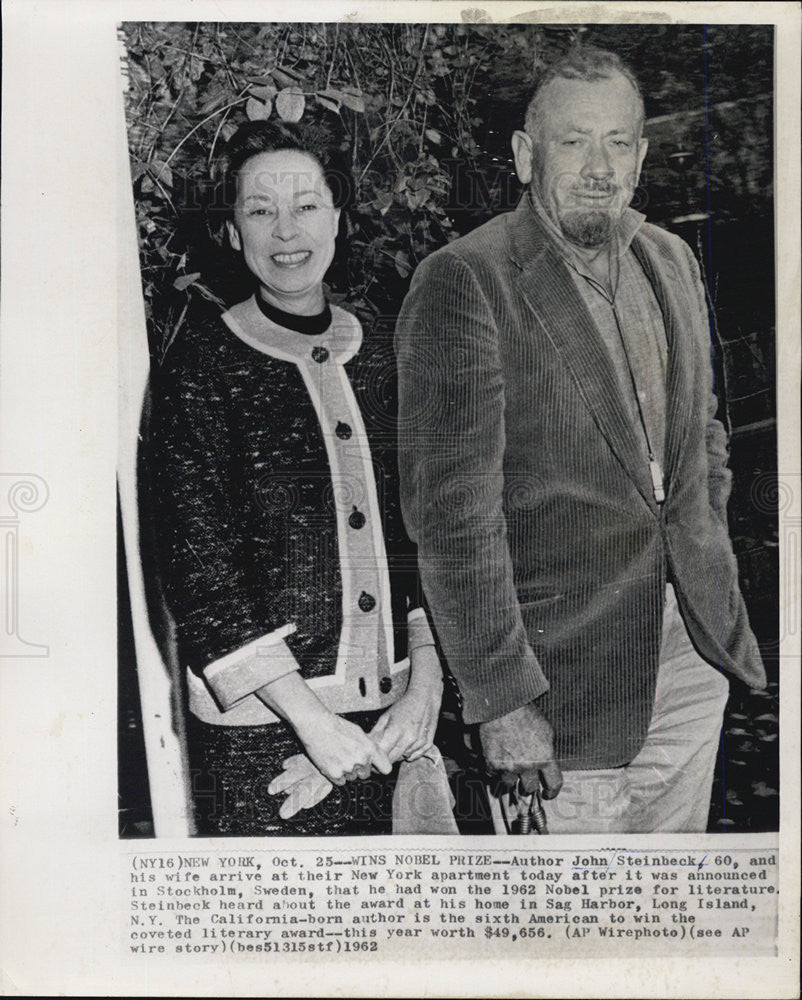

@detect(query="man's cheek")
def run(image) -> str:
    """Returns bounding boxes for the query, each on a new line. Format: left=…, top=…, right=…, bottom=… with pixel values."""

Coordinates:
left=552, top=171, right=578, bottom=199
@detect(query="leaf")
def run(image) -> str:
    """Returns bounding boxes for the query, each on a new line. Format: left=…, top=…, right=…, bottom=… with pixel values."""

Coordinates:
left=406, top=188, right=430, bottom=210
left=373, top=191, right=394, bottom=215
left=272, top=67, right=303, bottom=89
left=250, top=84, right=278, bottom=102
left=125, top=58, right=150, bottom=92
left=173, top=272, right=201, bottom=291
left=246, top=97, right=272, bottom=121
left=191, top=282, right=227, bottom=307
left=130, top=160, right=149, bottom=182
left=425, top=128, right=442, bottom=144
left=316, top=93, right=342, bottom=114
left=340, top=87, right=366, bottom=113
left=149, top=162, right=173, bottom=188
left=726, top=727, right=750, bottom=736
left=751, top=782, right=778, bottom=797
left=276, top=86, right=305, bottom=122
left=394, top=250, right=411, bottom=277
left=198, top=91, right=227, bottom=115
left=753, top=713, right=778, bottom=722
left=188, top=53, right=206, bottom=83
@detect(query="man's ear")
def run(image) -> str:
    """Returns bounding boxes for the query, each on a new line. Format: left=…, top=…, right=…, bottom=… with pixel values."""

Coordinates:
left=636, top=137, right=649, bottom=178
left=511, top=130, right=534, bottom=185
left=226, top=218, right=242, bottom=251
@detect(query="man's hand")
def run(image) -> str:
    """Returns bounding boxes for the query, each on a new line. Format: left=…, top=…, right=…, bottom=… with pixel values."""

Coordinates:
left=479, top=702, right=563, bottom=798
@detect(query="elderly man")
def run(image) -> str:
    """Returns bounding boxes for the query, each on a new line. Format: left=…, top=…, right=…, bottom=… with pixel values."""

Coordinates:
left=395, top=46, right=766, bottom=833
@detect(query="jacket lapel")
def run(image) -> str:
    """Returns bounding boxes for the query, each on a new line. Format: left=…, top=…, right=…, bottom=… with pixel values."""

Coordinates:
left=630, top=235, right=694, bottom=495
left=507, top=199, right=658, bottom=511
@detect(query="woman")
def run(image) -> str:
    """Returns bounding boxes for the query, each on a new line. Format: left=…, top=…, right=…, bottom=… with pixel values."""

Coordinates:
left=146, top=113, right=453, bottom=836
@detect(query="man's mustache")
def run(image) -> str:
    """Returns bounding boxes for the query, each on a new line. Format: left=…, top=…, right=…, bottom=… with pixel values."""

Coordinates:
left=571, top=181, right=617, bottom=196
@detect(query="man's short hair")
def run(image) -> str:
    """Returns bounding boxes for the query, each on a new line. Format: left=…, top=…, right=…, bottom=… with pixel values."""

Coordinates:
left=524, top=45, right=645, bottom=137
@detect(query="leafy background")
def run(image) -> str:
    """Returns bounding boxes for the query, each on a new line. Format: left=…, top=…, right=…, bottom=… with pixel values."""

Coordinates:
left=119, top=20, right=778, bottom=836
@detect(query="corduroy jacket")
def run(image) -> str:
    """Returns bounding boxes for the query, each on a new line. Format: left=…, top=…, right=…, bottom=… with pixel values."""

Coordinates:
left=395, top=196, right=766, bottom=770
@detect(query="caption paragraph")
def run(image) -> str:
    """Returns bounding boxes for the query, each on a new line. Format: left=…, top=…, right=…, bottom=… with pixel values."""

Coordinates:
left=126, top=847, right=778, bottom=958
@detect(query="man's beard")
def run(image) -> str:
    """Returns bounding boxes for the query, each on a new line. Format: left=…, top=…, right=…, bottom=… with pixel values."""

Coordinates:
left=559, top=209, right=613, bottom=248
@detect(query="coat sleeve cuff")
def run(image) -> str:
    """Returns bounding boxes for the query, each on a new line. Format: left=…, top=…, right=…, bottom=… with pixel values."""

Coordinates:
left=458, top=656, right=550, bottom=725
left=203, top=624, right=299, bottom=711
left=407, top=608, right=436, bottom=651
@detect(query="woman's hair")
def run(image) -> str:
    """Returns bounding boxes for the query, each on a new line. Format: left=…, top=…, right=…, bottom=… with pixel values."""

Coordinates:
left=213, top=110, right=354, bottom=215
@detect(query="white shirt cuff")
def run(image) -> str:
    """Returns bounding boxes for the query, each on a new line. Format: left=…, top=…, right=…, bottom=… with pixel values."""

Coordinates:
left=203, top=624, right=300, bottom=711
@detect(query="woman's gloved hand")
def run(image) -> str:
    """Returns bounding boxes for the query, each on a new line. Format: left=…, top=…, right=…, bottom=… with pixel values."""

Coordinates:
left=268, top=754, right=332, bottom=819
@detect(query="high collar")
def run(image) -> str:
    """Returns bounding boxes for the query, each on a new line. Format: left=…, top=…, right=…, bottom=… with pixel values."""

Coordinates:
left=222, top=295, right=362, bottom=365
left=254, top=293, right=332, bottom=336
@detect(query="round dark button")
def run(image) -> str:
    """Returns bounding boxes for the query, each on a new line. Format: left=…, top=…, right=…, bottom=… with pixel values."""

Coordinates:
left=311, top=346, right=329, bottom=363
left=335, top=421, right=352, bottom=440
left=379, top=676, right=392, bottom=695
left=358, top=591, right=376, bottom=613
left=348, top=507, right=366, bottom=530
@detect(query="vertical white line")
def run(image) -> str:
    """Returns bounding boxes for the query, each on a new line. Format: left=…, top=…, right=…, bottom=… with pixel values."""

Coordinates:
left=117, top=81, right=192, bottom=838
left=5, top=529, right=16, bottom=635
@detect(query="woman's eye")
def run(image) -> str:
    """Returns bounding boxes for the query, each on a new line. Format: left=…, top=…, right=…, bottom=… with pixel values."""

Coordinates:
left=562, top=139, right=581, bottom=147
left=297, top=203, right=318, bottom=212
left=249, top=208, right=273, bottom=217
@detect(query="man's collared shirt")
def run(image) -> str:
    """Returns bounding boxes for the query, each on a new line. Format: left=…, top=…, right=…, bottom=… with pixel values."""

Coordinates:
left=529, top=194, right=669, bottom=474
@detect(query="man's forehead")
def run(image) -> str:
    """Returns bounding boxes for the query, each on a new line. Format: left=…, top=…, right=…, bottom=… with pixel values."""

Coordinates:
left=539, top=72, right=641, bottom=117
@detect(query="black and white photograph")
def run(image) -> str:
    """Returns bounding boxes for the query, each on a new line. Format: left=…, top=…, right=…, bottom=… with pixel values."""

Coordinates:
left=1, top=2, right=799, bottom=997
left=119, top=19, right=780, bottom=840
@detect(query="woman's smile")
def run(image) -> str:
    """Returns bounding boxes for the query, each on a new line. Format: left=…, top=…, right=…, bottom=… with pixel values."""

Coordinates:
left=226, top=148, right=340, bottom=314
left=271, top=250, right=312, bottom=267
